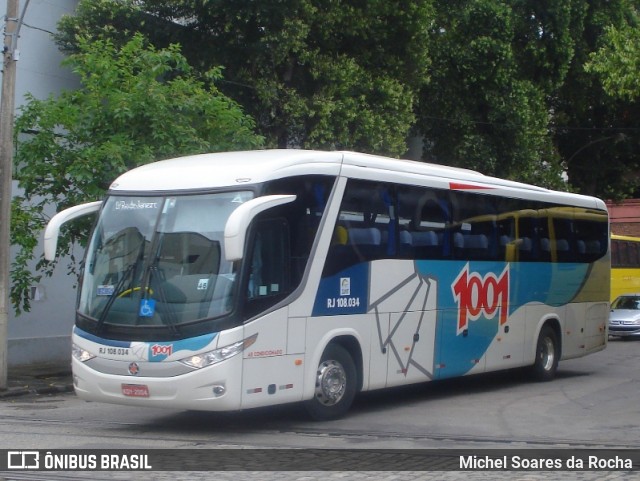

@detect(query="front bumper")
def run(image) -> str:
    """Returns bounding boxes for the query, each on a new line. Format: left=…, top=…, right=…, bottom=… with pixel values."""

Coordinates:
left=608, top=325, right=640, bottom=338
left=72, top=355, right=243, bottom=411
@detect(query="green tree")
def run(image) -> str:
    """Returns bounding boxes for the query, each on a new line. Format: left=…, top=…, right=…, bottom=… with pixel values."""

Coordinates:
left=416, top=0, right=576, bottom=189
left=582, top=11, right=640, bottom=199
left=56, top=0, right=434, bottom=156
left=12, top=33, right=262, bottom=313
left=585, top=12, right=640, bottom=100
left=554, top=0, right=640, bottom=199
left=52, top=0, right=640, bottom=198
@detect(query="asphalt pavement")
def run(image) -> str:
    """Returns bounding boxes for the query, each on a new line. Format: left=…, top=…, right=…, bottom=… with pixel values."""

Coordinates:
left=0, top=360, right=637, bottom=480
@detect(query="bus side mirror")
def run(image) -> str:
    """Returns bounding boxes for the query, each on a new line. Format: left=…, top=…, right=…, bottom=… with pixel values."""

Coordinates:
left=224, top=194, right=296, bottom=262
left=44, top=201, right=102, bottom=261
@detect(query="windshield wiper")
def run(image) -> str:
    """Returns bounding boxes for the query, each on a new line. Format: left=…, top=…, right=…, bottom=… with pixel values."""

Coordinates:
left=95, top=240, right=145, bottom=334
left=95, top=261, right=137, bottom=334
left=147, top=266, right=181, bottom=337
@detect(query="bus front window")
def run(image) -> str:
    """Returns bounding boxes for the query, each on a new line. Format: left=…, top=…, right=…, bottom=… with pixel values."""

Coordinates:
left=78, top=192, right=253, bottom=336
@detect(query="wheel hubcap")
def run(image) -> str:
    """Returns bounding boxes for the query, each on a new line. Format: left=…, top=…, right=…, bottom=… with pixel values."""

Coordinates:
left=314, top=360, right=347, bottom=406
left=540, top=337, right=555, bottom=371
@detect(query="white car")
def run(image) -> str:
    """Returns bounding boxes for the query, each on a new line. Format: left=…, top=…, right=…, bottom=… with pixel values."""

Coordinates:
left=609, top=294, right=640, bottom=338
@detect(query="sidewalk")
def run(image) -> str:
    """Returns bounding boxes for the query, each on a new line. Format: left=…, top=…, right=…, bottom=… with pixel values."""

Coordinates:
left=0, top=361, right=74, bottom=399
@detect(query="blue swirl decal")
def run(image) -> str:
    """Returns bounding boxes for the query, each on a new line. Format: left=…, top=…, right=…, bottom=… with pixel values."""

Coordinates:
left=415, top=260, right=589, bottom=378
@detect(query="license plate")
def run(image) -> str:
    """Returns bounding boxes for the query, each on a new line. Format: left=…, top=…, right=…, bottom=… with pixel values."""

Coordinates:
left=121, top=384, right=150, bottom=398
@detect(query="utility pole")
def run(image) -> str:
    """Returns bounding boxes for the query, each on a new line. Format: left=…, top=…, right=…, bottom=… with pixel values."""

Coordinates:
left=0, top=0, right=19, bottom=390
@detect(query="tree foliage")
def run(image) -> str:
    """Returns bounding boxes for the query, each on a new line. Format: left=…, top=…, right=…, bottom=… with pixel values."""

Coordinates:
left=15, top=0, right=640, bottom=310
left=56, top=0, right=434, bottom=156
left=12, top=33, right=262, bottom=313
left=54, top=0, right=640, bottom=196
left=416, top=0, right=640, bottom=197
left=416, top=1, right=578, bottom=189
left=554, top=0, right=640, bottom=198
left=585, top=10, right=640, bottom=100
left=580, top=5, right=640, bottom=199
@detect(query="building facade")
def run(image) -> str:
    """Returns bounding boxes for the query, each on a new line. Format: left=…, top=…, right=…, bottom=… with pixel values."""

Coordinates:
left=3, top=0, right=79, bottom=366
left=607, top=199, right=640, bottom=237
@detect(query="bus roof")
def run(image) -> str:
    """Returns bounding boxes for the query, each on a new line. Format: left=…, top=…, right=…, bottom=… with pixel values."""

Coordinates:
left=109, top=150, right=344, bottom=192
left=108, top=149, right=605, bottom=209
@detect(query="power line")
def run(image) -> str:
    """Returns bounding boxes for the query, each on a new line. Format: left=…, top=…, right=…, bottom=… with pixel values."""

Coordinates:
left=21, top=21, right=55, bottom=36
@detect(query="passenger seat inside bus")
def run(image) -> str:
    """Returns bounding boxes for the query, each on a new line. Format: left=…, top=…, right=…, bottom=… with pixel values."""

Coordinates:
left=540, top=237, right=571, bottom=262
left=325, top=225, right=382, bottom=273
left=347, top=227, right=382, bottom=247
left=460, top=233, right=489, bottom=259
left=517, top=237, right=533, bottom=260
left=577, top=239, right=602, bottom=262
left=410, top=230, right=440, bottom=258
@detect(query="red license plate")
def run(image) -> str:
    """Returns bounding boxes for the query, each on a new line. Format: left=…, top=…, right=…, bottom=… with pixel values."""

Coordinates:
left=121, top=384, right=150, bottom=398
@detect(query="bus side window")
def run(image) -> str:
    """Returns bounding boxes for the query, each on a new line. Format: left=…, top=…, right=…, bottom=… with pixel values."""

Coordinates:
left=398, top=187, right=449, bottom=260
left=323, top=180, right=389, bottom=275
left=628, top=240, right=635, bottom=264
left=497, top=218, right=515, bottom=261
left=449, top=191, right=497, bottom=261
left=574, top=212, right=608, bottom=263
left=611, top=239, right=621, bottom=266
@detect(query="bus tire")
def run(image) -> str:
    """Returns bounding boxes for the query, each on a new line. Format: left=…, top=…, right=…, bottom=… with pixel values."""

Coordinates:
left=530, top=325, right=559, bottom=382
left=304, top=343, right=357, bottom=421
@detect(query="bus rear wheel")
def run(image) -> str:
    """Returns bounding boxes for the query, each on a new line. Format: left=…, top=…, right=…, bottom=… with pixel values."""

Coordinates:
left=530, top=325, right=559, bottom=381
left=304, top=343, right=357, bottom=421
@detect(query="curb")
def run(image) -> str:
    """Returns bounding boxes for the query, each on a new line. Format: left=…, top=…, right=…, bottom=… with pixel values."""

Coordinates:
left=0, top=383, right=74, bottom=399
left=0, top=375, right=74, bottom=399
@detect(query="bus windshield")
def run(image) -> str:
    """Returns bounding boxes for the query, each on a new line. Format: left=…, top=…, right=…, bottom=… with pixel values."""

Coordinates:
left=78, top=191, right=253, bottom=335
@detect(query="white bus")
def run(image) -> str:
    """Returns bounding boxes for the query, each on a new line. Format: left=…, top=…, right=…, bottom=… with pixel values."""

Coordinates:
left=44, top=149, right=610, bottom=420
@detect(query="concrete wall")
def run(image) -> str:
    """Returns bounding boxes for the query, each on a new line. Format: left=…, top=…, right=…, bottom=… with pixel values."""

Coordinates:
left=2, top=0, right=80, bottom=366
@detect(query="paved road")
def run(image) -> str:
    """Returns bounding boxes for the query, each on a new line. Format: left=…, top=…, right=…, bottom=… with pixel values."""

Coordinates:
left=1, top=338, right=639, bottom=480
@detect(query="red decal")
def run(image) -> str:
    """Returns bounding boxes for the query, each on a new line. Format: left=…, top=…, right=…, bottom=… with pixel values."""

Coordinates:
left=449, top=182, right=493, bottom=191
left=451, top=264, right=509, bottom=335
left=150, top=344, right=173, bottom=357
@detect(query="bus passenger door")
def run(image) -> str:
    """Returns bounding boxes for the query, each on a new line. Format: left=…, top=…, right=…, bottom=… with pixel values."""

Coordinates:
left=239, top=215, right=307, bottom=409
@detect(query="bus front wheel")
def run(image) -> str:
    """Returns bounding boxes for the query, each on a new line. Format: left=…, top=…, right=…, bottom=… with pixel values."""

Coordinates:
left=304, top=344, right=357, bottom=421
left=531, top=325, right=559, bottom=382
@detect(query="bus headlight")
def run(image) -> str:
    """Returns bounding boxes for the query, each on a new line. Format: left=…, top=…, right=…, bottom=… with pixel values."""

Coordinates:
left=179, top=334, right=257, bottom=369
left=72, top=344, right=96, bottom=362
